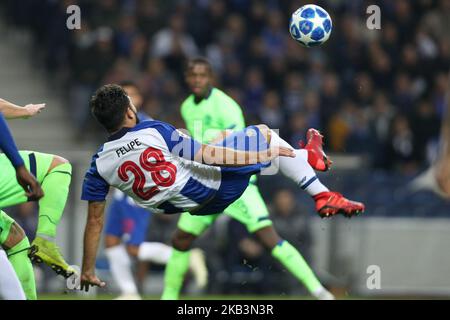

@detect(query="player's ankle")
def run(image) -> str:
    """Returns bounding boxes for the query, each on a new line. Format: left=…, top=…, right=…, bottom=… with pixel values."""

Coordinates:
left=35, top=234, right=55, bottom=242
left=313, top=191, right=330, bottom=201
left=311, top=286, right=334, bottom=300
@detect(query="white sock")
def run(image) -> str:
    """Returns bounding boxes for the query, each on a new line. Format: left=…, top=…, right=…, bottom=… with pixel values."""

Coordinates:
left=137, top=242, right=172, bottom=265
left=0, top=249, right=26, bottom=300
left=189, top=249, right=208, bottom=289
left=312, top=286, right=335, bottom=300
left=269, top=130, right=329, bottom=196
left=105, top=245, right=138, bottom=295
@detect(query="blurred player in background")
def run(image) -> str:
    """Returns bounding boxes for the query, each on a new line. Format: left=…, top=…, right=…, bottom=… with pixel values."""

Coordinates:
left=162, top=58, right=334, bottom=300
left=435, top=75, right=450, bottom=195
left=79, top=84, right=364, bottom=293
left=0, top=98, right=74, bottom=299
left=103, top=82, right=207, bottom=300
left=0, top=111, right=43, bottom=300
left=413, top=72, right=450, bottom=197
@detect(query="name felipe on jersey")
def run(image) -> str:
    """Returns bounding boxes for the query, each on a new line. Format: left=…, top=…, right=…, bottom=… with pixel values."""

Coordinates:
left=115, top=138, right=142, bottom=158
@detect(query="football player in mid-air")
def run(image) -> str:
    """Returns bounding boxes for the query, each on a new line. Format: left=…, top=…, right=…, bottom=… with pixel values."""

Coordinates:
left=103, top=82, right=207, bottom=300
left=0, top=111, right=43, bottom=300
left=162, top=57, right=338, bottom=300
left=79, top=84, right=364, bottom=292
left=0, top=98, right=75, bottom=300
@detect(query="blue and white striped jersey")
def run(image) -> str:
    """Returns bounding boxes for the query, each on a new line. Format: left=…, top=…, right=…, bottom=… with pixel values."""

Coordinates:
left=82, top=120, right=223, bottom=214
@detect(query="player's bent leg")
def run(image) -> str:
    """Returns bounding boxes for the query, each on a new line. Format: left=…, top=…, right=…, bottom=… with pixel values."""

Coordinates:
left=253, top=124, right=271, bottom=143
left=1, top=213, right=37, bottom=300
left=135, top=242, right=172, bottom=265
left=105, top=234, right=122, bottom=248
left=162, top=213, right=215, bottom=300
left=253, top=225, right=280, bottom=250
left=104, top=201, right=151, bottom=300
left=36, top=155, right=71, bottom=237
left=0, top=213, right=26, bottom=300
left=162, top=228, right=197, bottom=300
left=267, top=130, right=365, bottom=218
left=254, top=226, right=334, bottom=300
left=227, top=186, right=334, bottom=299
left=0, top=248, right=26, bottom=300
left=104, top=236, right=141, bottom=300
left=135, top=239, right=207, bottom=290
left=29, top=154, right=75, bottom=278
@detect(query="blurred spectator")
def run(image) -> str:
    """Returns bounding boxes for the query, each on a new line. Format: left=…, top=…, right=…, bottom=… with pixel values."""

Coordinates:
left=270, top=189, right=312, bottom=256
left=3, top=0, right=449, bottom=173
left=368, top=92, right=396, bottom=167
left=283, top=72, right=303, bottom=114
left=222, top=219, right=273, bottom=294
left=386, top=115, right=420, bottom=174
left=269, top=188, right=313, bottom=294
left=410, top=99, right=441, bottom=164
left=259, top=91, right=284, bottom=129
left=151, top=13, right=199, bottom=76
left=261, top=10, right=286, bottom=59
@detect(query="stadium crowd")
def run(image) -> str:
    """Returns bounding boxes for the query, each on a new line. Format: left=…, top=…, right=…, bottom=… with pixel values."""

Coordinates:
left=2, top=0, right=450, bottom=296
left=4, top=0, right=450, bottom=174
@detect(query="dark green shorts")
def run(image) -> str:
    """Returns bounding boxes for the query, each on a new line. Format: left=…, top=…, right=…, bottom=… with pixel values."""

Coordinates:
left=177, top=184, right=272, bottom=236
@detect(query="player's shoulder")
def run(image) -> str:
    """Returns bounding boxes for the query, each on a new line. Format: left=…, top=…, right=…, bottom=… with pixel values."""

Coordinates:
left=128, top=120, right=179, bottom=144
left=92, top=144, right=105, bottom=158
left=212, top=88, right=241, bottom=110
left=129, top=119, right=175, bottom=132
left=211, top=87, right=230, bottom=100
left=181, top=94, right=195, bottom=109
left=212, top=88, right=237, bottom=102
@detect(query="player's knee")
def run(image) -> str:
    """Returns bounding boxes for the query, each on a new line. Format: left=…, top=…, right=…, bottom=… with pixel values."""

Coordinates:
left=254, top=124, right=271, bottom=141
left=126, top=245, right=139, bottom=257
left=254, top=226, right=281, bottom=250
left=171, top=229, right=196, bottom=251
left=255, top=124, right=270, bottom=132
left=3, top=222, right=26, bottom=249
left=104, top=235, right=121, bottom=248
left=48, top=155, right=71, bottom=172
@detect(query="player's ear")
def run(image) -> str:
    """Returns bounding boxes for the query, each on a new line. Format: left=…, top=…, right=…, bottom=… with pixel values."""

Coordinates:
left=125, top=106, right=135, bottom=119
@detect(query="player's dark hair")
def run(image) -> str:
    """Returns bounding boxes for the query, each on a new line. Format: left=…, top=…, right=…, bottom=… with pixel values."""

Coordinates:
left=185, top=57, right=213, bottom=74
left=90, top=84, right=130, bottom=132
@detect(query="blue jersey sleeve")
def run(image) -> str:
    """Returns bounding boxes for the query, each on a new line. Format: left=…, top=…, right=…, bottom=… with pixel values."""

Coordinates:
left=0, top=113, right=24, bottom=167
left=146, top=121, right=202, bottom=161
left=81, top=151, right=110, bottom=202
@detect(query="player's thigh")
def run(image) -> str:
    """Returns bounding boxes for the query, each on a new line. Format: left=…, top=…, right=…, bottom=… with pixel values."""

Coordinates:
left=104, top=200, right=126, bottom=240
left=0, top=151, right=53, bottom=208
left=0, top=210, right=15, bottom=246
left=217, top=126, right=269, bottom=152
left=224, top=184, right=272, bottom=233
left=126, top=208, right=152, bottom=248
left=177, top=212, right=219, bottom=237
left=0, top=210, right=24, bottom=248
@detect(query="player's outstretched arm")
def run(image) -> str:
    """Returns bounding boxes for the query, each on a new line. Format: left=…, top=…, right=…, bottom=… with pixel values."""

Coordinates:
left=195, top=144, right=295, bottom=167
left=0, top=98, right=45, bottom=119
left=0, top=113, right=44, bottom=200
left=80, top=201, right=107, bottom=292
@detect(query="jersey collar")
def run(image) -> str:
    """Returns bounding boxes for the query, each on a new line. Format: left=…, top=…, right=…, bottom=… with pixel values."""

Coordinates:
left=108, top=127, right=132, bottom=141
left=193, top=87, right=213, bottom=104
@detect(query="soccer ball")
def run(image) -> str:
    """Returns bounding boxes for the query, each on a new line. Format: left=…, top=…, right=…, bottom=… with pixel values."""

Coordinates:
left=289, top=4, right=332, bottom=47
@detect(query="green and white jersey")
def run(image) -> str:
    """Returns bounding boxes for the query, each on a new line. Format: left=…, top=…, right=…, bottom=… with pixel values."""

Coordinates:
left=180, top=88, right=246, bottom=144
